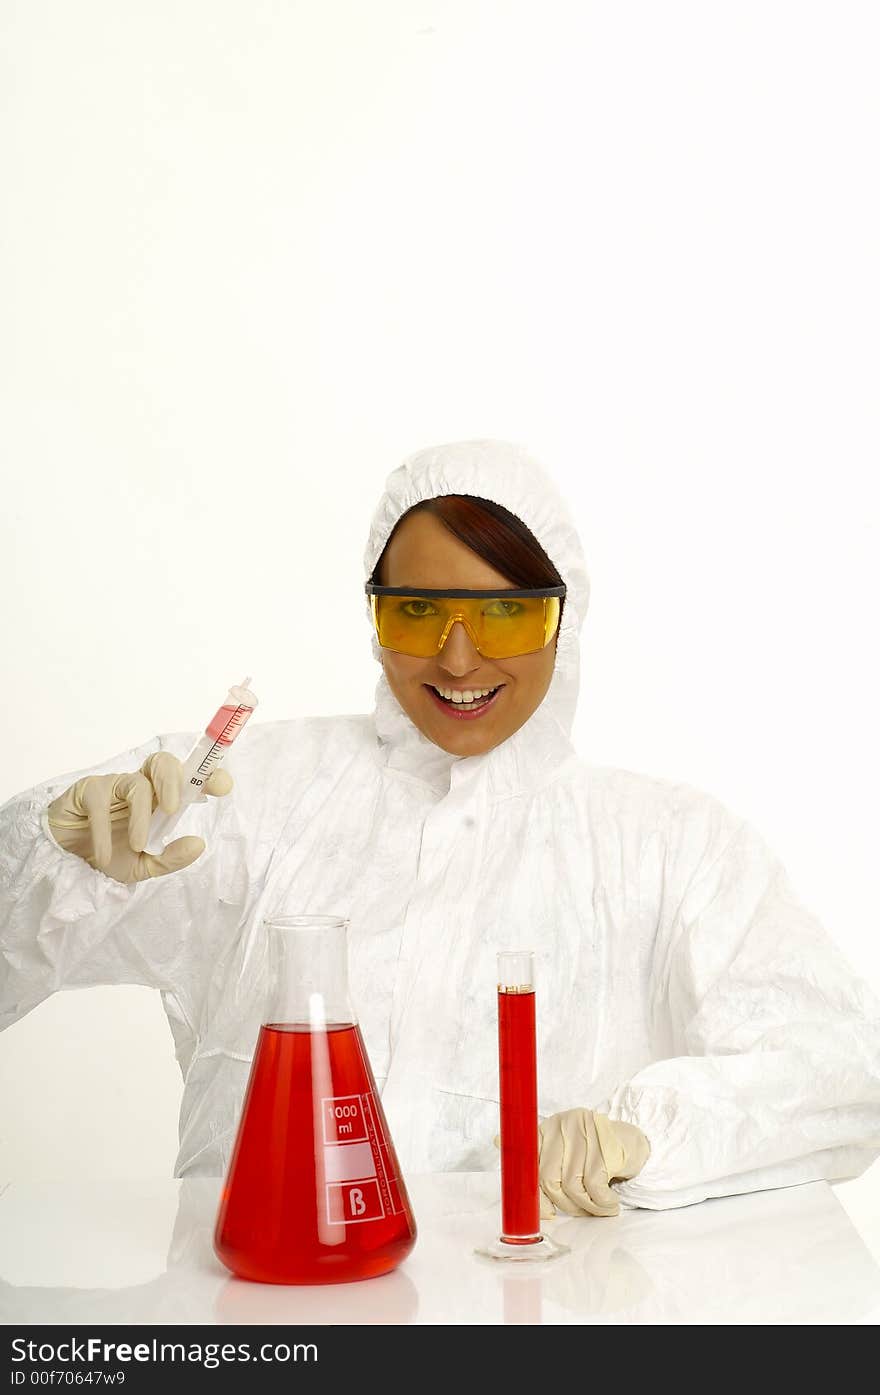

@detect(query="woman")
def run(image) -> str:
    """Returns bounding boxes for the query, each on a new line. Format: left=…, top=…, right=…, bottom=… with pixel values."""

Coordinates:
left=2, top=438, right=879, bottom=1216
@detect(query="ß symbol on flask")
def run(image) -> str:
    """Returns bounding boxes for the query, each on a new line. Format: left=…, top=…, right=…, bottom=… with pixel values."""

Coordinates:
left=350, top=1188, right=366, bottom=1216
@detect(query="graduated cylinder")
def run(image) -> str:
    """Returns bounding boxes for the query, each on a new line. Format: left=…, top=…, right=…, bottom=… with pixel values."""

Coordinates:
left=497, top=950, right=541, bottom=1243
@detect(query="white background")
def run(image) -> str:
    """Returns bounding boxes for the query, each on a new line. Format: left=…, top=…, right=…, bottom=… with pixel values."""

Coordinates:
left=1, top=1, right=878, bottom=1181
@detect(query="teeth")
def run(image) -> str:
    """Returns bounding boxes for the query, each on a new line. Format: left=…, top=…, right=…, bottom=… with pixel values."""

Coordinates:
left=432, top=685, right=497, bottom=704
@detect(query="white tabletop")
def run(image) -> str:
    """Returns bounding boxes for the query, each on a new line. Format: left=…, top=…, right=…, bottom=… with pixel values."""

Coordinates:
left=1, top=1172, right=879, bottom=1326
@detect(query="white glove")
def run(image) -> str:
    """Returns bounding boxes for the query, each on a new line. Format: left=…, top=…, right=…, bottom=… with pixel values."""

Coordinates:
left=46, top=752, right=233, bottom=885
left=538, top=1108, right=651, bottom=1218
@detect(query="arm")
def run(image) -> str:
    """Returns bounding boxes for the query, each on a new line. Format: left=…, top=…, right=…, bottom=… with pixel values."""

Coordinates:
left=0, top=731, right=233, bottom=1031
left=598, top=805, right=880, bottom=1210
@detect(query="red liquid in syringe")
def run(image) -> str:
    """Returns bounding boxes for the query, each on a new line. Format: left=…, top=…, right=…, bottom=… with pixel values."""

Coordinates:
left=206, top=703, right=253, bottom=745
left=498, top=988, right=541, bottom=1242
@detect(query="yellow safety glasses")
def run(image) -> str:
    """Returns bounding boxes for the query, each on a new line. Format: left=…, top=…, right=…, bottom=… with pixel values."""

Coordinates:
left=365, top=585, right=566, bottom=659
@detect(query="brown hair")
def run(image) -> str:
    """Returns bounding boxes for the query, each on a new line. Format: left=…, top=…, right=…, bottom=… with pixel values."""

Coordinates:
left=372, top=496, right=564, bottom=621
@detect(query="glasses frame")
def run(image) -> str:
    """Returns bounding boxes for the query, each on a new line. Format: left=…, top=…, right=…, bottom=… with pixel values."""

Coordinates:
left=364, top=583, right=567, bottom=658
left=364, top=585, right=567, bottom=600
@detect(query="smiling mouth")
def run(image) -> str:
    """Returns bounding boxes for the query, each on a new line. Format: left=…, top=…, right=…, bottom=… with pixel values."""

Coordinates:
left=423, top=683, right=505, bottom=716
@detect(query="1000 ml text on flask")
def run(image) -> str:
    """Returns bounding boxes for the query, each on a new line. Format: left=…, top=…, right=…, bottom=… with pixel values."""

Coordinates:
left=213, top=916, right=417, bottom=1284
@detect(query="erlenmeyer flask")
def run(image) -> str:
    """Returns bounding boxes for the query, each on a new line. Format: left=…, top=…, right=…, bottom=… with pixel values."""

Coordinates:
left=213, top=915, right=417, bottom=1284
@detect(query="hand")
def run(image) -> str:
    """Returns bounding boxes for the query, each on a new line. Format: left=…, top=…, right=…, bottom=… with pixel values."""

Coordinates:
left=46, top=752, right=234, bottom=885
left=538, top=1109, right=650, bottom=1218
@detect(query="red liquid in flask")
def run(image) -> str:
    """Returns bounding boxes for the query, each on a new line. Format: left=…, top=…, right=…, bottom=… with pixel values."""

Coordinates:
left=498, top=989, right=541, bottom=1242
left=214, top=1023, right=416, bottom=1284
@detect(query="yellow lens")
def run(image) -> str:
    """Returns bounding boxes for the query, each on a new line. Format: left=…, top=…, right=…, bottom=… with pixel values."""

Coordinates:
left=372, top=594, right=557, bottom=659
left=542, top=596, right=561, bottom=647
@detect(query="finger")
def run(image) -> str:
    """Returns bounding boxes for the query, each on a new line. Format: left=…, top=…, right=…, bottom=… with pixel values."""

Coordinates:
left=540, top=1174, right=577, bottom=1216
left=540, top=1112, right=579, bottom=1215
left=111, top=772, right=154, bottom=854
left=560, top=1163, right=620, bottom=1217
left=559, top=1115, right=620, bottom=1217
left=585, top=1179, right=621, bottom=1216
left=47, top=778, right=93, bottom=827
left=204, top=768, right=233, bottom=798
left=493, top=1133, right=500, bottom=1150
left=539, top=1189, right=556, bottom=1220
left=129, top=835, right=206, bottom=883
left=142, top=753, right=182, bottom=816
left=558, top=1176, right=615, bottom=1214
left=80, top=776, right=114, bottom=870
left=47, top=777, right=89, bottom=823
left=538, top=1117, right=568, bottom=1211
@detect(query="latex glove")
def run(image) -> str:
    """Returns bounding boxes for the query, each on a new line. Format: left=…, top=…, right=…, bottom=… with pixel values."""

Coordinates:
left=538, top=1109, right=651, bottom=1218
left=46, top=752, right=233, bottom=885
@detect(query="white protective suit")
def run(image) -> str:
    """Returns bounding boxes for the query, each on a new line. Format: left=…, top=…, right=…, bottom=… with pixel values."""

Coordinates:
left=3, top=439, right=880, bottom=1209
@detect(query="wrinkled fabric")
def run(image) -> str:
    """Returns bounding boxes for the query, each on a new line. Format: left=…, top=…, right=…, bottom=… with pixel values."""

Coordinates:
left=2, top=438, right=880, bottom=1208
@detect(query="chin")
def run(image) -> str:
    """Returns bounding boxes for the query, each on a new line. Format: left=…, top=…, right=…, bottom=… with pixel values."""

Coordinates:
left=428, top=724, right=498, bottom=755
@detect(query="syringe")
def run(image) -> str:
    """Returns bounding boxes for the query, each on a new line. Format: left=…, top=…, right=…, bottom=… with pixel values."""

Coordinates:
left=145, top=677, right=258, bottom=855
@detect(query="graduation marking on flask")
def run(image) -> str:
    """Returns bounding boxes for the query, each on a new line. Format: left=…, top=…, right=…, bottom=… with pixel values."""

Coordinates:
left=323, top=1091, right=380, bottom=1224
left=322, top=1090, right=395, bottom=1224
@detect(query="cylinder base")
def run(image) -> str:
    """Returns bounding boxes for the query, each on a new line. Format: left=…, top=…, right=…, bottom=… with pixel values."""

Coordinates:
left=474, top=1232, right=570, bottom=1264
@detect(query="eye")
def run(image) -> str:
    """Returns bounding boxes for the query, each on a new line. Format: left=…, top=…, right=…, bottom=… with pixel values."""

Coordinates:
left=400, top=599, right=438, bottom=618
left=484, top=599, right=523, bottom=618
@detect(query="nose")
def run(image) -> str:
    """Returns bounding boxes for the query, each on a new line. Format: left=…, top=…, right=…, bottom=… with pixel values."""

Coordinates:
left=437, top=620, right=483, bottom=675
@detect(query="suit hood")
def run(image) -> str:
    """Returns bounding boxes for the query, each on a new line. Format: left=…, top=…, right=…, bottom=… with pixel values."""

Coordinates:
left=363, top=438, right=590, bottom=796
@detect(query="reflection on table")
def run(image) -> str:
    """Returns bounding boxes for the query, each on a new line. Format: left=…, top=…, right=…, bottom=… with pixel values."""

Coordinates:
left=1, top=1172, right=878, bottom=1325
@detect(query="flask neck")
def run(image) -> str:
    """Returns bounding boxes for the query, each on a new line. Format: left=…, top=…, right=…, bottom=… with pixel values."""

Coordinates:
left=264, top=917, right=355, bottom=1027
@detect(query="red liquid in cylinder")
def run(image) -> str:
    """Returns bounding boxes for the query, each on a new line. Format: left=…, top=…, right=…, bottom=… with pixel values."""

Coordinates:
left=498, top=989, right=541, bottom=1242
left=214, top=1023, right=416, bottom=1284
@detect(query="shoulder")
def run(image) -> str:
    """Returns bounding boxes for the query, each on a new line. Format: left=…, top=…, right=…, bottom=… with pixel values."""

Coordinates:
left=580, top=766, right=786, bottom=941
left=583, top=762, right=748, bottom=853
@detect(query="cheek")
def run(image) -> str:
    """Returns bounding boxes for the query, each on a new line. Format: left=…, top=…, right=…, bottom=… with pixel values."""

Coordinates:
left=383, top=655, right=423, bottom=693
left=509, top=657, right=554, bottom=711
